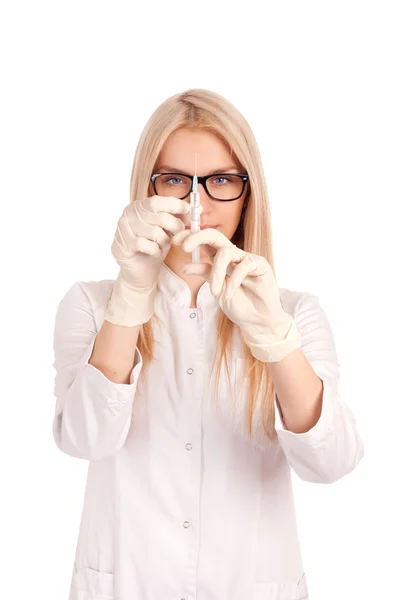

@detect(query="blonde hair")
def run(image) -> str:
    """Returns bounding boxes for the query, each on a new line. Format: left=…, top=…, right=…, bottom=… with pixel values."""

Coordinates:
left=130, top=88, right=278, bottom=442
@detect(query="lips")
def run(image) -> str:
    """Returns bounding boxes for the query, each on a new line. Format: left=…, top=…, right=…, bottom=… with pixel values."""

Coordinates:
left=185, top=225, right=218, bottom=230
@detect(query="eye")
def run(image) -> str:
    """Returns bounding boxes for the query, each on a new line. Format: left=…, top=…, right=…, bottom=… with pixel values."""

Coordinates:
left=211, top=176, right=229, bottom=185
left=163, top=176, right=184, bottom=185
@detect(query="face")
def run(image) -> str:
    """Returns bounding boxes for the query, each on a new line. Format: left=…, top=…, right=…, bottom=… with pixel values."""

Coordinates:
left=153, top=126, right=248, bottom=265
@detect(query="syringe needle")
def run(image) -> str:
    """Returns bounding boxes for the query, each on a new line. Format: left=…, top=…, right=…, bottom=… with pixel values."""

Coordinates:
left=193, top=152, right=198, bottom=192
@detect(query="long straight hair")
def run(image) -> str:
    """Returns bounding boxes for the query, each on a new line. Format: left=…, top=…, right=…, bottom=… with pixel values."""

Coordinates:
left=130, top=89, right=278, bottom=442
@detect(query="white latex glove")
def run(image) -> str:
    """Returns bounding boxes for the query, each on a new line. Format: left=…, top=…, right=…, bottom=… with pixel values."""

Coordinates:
left=105, top=195, right=191, bottom=327
left=172, top=228, right=302, bottom=362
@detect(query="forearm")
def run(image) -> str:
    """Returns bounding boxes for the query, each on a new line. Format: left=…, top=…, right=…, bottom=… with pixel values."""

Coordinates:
left=269, top=347, right=323, bottom=434
left=89, top=319, right=140, bottom=384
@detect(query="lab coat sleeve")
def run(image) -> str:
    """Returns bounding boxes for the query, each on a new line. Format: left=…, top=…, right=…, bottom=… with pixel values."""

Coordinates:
left=274, top=293, right=364, bottom=483
left=52, top=281, right=143, bottom=461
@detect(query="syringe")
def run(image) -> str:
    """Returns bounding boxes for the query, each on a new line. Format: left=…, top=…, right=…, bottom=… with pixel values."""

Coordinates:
left=190, top=152, right=201, bottom=263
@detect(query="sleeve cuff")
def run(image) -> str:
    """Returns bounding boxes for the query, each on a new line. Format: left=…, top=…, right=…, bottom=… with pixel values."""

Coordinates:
left=274, top=375, right=336, bottom=446
left=81, top=337, right=143, bottom=389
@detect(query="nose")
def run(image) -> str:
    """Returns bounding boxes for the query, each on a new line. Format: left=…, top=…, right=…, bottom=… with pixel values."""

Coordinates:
left=191, top=181, right=213, bottom=211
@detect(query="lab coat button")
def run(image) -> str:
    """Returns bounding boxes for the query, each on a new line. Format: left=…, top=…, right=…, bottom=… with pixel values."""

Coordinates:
left=189, top=312, right=196, bottom=319
left=185, top=443, right=193, bottom=451
left=183, top=521, right=190, bottom=528
left=187, top=368, right=194, bottom=375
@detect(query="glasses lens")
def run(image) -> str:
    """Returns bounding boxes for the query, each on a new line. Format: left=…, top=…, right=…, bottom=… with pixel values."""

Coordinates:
left=154, top=174, right=192, bottom=198
left=206, top=175, right=244, bottom=200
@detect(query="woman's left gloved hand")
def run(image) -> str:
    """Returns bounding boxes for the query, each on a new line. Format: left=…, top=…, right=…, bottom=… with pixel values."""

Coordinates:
left=172, top=228, right=302, bottom=362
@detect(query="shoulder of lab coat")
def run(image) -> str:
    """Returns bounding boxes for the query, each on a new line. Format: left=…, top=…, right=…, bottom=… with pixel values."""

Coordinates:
left=274, top=289, right=364, bottom=483
left=52, top=280, right=143, bottom=461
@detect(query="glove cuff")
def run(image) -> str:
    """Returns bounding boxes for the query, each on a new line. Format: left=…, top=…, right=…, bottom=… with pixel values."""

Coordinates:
left=104, top=274, right=157, bottom=327
left=242, top=314, right=302, bottom=363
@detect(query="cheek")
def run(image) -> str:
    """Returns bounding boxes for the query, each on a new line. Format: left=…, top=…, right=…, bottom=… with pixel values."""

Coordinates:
left=219, top=204, right=243, bottom=231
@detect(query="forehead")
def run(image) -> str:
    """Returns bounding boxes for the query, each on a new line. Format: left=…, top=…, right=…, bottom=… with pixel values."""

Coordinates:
left=157, top=127, right=240, bottom=174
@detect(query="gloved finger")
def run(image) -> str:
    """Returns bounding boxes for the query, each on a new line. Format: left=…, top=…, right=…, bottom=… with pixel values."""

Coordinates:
left=242, top=254, right=270, bottom=277
left=181, top=228, right=234, bottom=253
left=131, top=236, right=164, bottom=257
left=171, top=229, right=219, bottom=260
left=138, top=199, right=189, bottom=235
left=124, top=204, right=171, bottom=247
left=111, top=235, right=162, bottom=261
left=180, top=203, right=204, bottom=228
left=145, top=210, right=187, bottom=236
left=171, top=229, right=192, bottom=246
left=182, top=263, right=212, bottom=278
left=224, top=254, right=258, bottom=300
left=143, top=195, right=191, bottom=215
left=209, top=246, right=245, bottom=297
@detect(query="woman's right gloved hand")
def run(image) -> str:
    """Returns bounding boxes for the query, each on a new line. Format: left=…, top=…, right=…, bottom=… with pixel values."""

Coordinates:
left=104, top=195, right=191, bottom=327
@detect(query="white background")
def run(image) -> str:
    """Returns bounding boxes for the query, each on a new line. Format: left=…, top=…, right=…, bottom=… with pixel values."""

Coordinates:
left=1, top=1, right=399, bottom=598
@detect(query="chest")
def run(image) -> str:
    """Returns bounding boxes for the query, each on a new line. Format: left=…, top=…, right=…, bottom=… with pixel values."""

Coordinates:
left=134, top=301, right=272, bottom=452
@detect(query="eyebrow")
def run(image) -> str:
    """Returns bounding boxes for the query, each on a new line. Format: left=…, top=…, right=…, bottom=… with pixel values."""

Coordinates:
left=156, top=165, right=242, bottom=175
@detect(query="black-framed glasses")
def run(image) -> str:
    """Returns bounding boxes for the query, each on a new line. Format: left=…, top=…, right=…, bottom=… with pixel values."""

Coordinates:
left=150, top=172, right=249, bottom=201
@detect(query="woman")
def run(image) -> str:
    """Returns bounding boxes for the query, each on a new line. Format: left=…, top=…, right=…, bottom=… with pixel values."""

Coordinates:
left=52, top=88, right=364, bottom=600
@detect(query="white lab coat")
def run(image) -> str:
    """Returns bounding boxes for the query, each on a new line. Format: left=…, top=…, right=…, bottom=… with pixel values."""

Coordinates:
left=52, top=264, right=364, bottom=600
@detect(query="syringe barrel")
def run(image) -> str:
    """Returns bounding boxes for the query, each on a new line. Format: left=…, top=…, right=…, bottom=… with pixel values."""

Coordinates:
left=190, top=192, right=201, bottom=229
left=190, top=191, right=201, bottom=263
left=190, top=191, right=201, bottom=207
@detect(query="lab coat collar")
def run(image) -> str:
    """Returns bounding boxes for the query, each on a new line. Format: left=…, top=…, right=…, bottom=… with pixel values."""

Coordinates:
left=158, top=263, right=216, bottom=308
